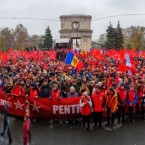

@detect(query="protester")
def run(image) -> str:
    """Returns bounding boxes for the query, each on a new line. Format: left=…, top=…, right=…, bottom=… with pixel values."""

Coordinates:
left=91, top=85, right=105, bottom=129
left=0, top=97, right=12, bottom=144
left=23, top=107, right=31, bottom=145
left=117, top=84, right=127, bottom=124
left=0, top=48, right=144, bottom=131
left=105, top=88, right=118, bottom=128
left=66, top=86, right=79, bottom=98
left=127, top=85, right=138, bottom=123
left=29, top=83, right=39, bottom=98
left=49, top=84, right=61, bottom=100
left=80, top=91, right=92, bottom=130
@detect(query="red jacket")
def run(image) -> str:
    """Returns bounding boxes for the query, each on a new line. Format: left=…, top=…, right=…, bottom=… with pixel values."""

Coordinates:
left=50, top=90, right=61, bottom=100
left=137, top=88, right=144, bottom=103
left=0, top=85, right=4, bottom=92
left=80, top=96, right=92, bottom=116
left=105, top=90, right=118, bottom=113
left=11, top=85, right=25, bottom=96
left=127, top=90, right=138, bottom=106
left=29, top=89, right=39, bottom=98
left=117, top=89, right=127, bottom=105
left=91, top=92, right=105, bottom=112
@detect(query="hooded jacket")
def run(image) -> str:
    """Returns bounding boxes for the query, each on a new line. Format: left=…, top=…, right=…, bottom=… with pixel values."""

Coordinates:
left=105, top=89, right=118, bottom=113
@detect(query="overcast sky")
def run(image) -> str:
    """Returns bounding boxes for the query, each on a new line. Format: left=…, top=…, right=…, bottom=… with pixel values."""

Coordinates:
left=0, top=0, right=145, bottom=40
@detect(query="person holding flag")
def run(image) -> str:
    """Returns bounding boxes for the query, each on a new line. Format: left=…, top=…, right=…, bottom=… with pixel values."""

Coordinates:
left=23, top=101, right=31, bottom=145
left=0, top=96, right=12, bottom=144
left=91, top=85, right=105, bottom=129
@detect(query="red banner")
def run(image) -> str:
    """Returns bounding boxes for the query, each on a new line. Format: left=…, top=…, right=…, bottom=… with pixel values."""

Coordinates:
left=0, top=92, right=81, bottom=119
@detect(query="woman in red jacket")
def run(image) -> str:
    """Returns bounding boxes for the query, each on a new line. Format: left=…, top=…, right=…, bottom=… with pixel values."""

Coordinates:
left=80, top=91, right=92, bottom=130
left=91, top=85, right=105, bottom=129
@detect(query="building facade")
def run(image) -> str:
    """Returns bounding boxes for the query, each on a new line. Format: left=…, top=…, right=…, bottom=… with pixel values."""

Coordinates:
left=59, top=15, right=93, bottom=52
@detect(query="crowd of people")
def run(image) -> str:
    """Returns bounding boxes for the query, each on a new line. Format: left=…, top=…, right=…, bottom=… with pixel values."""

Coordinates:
left=0, top=48, right=145, bottom=132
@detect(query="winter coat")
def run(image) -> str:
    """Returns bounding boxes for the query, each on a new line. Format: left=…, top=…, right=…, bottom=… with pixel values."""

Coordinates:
left=80, top=96, right=92, bottom=116
left=105, top=89, right=118, bottom=113
left=91, top=92, right=105, bottom=112
left=117, top=89, right=127, bottom=105
left=127, top=90, right=138, bottom=106
left=11, top=85, right=25, bottom=96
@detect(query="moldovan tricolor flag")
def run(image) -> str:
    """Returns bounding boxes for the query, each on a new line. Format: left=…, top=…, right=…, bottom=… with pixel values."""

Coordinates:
left=65, top=51, right=84, bottom=70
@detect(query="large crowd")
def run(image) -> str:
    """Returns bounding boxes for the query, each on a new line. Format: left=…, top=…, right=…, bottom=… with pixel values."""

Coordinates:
left=0, top=48, right=145, bottom=131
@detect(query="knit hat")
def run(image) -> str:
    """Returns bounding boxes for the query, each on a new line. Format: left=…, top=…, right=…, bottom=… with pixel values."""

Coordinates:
left=70, top=86, right=75, bottom=92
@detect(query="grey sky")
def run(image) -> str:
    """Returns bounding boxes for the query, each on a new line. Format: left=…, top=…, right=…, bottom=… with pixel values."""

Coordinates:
left=0, top=0, right=145, bottom=40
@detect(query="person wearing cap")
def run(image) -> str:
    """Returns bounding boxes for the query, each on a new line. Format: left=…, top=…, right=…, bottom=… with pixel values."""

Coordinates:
left=117, top=84, right=127, bottom=124
left=91, top=85, right=105, bottom=129
left=80, top=91, right=92, bottom=130
left=105, top=88, right=118, bottom=128
left=127, top=85, right=138, bottom=123
left=66, top=86, right=79, bottom=98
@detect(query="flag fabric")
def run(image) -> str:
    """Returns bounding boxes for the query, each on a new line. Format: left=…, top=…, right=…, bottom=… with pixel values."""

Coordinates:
left=76, top=61, right=84, bottom=71
left=115, top=73, right=119, bottom=84
left=65, top=51, right=84, bottom=70
left=126, top=54, right=132, bottom=67
left=65, top=51, right=75, bottom=64
left=107, top=69, right=111, bottom=88
left=125, top=53, right=136, bottom=72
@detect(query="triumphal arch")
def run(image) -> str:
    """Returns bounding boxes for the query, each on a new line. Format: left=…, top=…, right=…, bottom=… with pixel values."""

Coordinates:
left=59, top=15, right=93, bottom=52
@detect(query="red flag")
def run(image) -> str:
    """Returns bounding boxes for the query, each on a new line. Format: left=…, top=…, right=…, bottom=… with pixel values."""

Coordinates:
left=107, top=69, right=111, bottom=88
left=76, top=61, right=84, bottom=71
left=115, top=73, right=119, bottom=84
left=46, top=51, right=56, bottom=60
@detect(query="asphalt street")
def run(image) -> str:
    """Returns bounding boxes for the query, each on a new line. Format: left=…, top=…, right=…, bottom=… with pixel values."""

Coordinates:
left=0, top=116, right=145, bottom=145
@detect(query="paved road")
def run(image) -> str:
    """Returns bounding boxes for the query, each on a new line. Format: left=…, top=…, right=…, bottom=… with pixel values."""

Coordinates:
left=0, top=116, right=145, bottom=145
